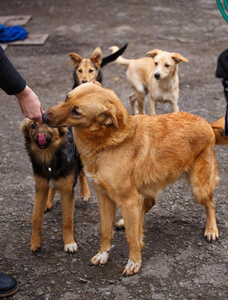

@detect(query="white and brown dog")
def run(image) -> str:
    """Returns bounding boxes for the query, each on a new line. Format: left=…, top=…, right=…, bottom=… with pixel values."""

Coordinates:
left=109, top=46, right=188, bottom=115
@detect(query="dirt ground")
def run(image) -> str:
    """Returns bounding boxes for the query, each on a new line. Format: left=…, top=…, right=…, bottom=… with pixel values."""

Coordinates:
left=0, top=0, right=228, bottom=299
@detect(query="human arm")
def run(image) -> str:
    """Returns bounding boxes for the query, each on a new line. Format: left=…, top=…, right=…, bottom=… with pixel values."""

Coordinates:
left=0, top=46, right=43, bottom=123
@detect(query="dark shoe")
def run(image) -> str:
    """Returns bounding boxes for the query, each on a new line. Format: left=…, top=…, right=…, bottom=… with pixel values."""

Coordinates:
left=0, top=273, right=19, bottom=298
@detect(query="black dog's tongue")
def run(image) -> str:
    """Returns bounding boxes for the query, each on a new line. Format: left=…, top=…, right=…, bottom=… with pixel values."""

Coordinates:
left=38, top=134, right=47, bottom=146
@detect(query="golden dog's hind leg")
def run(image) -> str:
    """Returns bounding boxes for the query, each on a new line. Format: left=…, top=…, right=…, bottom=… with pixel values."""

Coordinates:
left=30, top=177, right=49, bottom=252
left=45, top=187, right=56, bottom=211
left=190, top=148, right=219, bottom=242
left=79, top=169, right=91, bottom=202
left=120, top=196, right=144, bottom=276
left=90, top=193, right=116, bottom=266
left=60, top=188, right=77, bottom=253
left=115, top=197, right=155, bottom=230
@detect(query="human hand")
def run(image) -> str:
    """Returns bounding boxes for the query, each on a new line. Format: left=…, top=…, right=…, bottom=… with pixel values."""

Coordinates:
left=16, top=85, right=43, bottom=123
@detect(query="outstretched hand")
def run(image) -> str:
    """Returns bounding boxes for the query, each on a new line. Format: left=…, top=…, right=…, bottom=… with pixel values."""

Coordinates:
left=16, top=85, right=43, bottom=123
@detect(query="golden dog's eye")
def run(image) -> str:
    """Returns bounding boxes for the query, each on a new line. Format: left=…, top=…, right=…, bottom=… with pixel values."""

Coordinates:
left=71, top=106, right=82, bottom=117
left=165, top=64, right=170, bottom=67
left=89, top=69, right=94, bottom=73
left=31, top=123, right=36, bottom=129
left=155, top=62, right=158, bottom=66
left=78, top=69, right=82, bottom=73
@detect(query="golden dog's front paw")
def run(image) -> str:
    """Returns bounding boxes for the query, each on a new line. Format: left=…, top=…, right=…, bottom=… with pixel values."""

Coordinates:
left=123, top=259, right=141, bottom=276
left=204, top=228, right=219, bottom=242
left=64, top=242, right=78, bottom=253
left=90, top=250, right=110, bottom=266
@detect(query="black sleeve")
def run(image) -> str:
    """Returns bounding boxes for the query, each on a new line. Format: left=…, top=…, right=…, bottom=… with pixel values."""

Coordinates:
left=0, top=46, right=26, bottom=95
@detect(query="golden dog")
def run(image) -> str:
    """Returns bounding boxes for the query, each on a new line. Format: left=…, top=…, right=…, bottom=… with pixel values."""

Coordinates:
left=42, top=82, right=228, bottom=276
left=109, top=46, right=188, bottom=115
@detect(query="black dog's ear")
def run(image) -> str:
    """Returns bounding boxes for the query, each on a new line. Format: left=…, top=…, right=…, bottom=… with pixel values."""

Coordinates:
left=90, top=47, right=102, bottom=67
left=68, top=53, right=83, bottom=67
left=20, top=118, right=31, bottom=140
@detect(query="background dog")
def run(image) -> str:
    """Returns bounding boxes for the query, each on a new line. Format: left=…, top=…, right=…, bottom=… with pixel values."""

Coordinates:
left=110, top=46, right=188, bottom=115
left=20, top=119, right=90, bottom=253
left=69, top=44, right=127, bottom=88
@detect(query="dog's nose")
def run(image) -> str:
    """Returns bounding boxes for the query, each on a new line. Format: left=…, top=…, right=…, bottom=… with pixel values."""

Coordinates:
left=42, top=113, right=50, bottom=124
left=154, top=73, right=160, bottom=80
left=82, top=79, right=87, bottom=83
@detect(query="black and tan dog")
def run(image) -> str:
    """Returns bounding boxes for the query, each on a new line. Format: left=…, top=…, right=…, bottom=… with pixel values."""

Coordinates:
left=68, top=44, right=127, bottom=88
left=20, top=119, right=90, bottom=252
left=67, top=44, right=127, bottom=201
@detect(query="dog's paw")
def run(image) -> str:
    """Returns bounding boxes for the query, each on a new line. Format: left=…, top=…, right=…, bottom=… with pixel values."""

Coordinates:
left=122, top=259, right=141, bottom=276
left=204, top=229, right=219, bottom=242
left=64, top=242, right=78, bottom=253
left=81, top=194, right=90, bottom=202
left=115, top=218, right=125, bottom=230
left=90, top=250, right=110, bottom=266
left=44, top=203, right=53, bottom=212
left=30, top=242, right=41, bottom=252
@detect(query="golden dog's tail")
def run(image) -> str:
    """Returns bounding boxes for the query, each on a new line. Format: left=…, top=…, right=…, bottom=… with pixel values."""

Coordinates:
left=109, top=46, right=132, bottom=66
left=210, top=117, right=228, bottom=145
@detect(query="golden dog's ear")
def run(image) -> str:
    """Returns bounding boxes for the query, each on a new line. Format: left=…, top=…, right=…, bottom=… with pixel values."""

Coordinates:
left=90, top=47, right=102, bottom=67
left=89, top=108, right=118, bottom=132
left=171, top=53, right=189, bottom=64
left=68, top=53, right=83, bottom=67
left=97, top=110, right=118, bottom=128
left=20, top=118, right=31, bottom=140
left=92, top=80, right=103, bottom=87
left=145, top=49, right=161, bottom=58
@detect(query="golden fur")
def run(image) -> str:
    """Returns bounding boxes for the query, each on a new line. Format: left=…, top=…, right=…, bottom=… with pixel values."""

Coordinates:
left=43, top=82, right=228, bottom=275
left=109, top=46, right=188, bottom=115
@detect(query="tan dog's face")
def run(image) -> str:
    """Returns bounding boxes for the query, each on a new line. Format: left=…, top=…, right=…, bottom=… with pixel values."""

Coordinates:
left=20, top=119, right=67, bottom=149
left=146, top=49, right=188, bottom=80
left=43, top=82, right=119, bottom=132
left=68, top=47, right=102, bottom=84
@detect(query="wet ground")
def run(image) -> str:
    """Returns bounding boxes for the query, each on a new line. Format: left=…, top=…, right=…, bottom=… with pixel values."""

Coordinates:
left=0, top=0, right=228, bottom=299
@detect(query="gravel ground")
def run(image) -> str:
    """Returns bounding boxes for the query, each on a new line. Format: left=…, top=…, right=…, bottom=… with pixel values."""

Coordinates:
left=0, top=1, right=228, bottom=299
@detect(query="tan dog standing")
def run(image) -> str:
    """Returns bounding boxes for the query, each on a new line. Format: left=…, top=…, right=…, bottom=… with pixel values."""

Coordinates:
left=110, top=46, right=188, bottom=115
left=42, top=82, right=227, bottom=276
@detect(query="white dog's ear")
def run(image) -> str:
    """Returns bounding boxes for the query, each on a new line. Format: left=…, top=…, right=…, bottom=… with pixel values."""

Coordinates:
left=90, top=47, right=103, bottom=67
left=145, top=49, right=161, bottom=58
left=171, top=53, right=189, bottom=64
left=68, top=53, right=83, bottom=67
